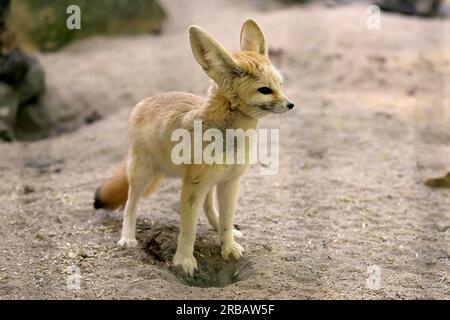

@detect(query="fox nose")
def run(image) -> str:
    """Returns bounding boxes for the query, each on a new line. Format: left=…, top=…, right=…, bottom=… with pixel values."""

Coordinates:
left=287, top=102, right=295, bottom=110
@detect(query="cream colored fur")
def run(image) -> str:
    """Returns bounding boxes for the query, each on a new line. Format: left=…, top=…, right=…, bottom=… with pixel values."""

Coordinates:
left=116, top=19, right=293, bottom=276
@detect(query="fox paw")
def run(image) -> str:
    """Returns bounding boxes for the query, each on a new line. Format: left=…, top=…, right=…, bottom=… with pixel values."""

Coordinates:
left=117, top=238, right=138, bottom=248
left=221, top=242, right=244, bottom=261
left=173, top=252, right=198, bottom=277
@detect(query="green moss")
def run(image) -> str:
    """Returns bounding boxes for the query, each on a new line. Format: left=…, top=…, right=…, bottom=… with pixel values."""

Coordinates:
left=9, top=0, right=166, bottom=51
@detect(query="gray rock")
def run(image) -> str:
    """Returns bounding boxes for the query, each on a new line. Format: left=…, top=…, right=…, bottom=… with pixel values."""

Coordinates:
left=0, top=49, right=29, bottom=85
left=0, top=0, right=52, bottom=141
left=10, top=0, right=167, bottom=52
left=374, top=0, right=442, bottom=16
left=0, top=83, right=17, bottom=141
left=14, top=54, right=45, bottom=105
left=0, top=50, right=50, bottom=141
left=14, top=100, right=52, bottom=141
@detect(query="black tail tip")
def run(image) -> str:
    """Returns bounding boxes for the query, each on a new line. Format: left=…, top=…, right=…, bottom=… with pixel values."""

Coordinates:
left=93, top=188, right=104, bottom=209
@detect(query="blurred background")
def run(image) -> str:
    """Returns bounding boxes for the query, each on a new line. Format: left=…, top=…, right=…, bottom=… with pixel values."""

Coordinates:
left=0, top=0, right=449, bottom=299
left=0, top=0, right=448, bottom=141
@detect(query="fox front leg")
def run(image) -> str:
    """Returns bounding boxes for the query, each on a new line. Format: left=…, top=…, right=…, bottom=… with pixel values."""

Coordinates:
left=217, top=177, right=244, bottom=261
left=173, top=175, right=209, bottom=277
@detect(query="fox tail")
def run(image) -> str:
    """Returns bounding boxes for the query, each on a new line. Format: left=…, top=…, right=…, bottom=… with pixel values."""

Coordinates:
left=94, top=161, right=129, bottom=211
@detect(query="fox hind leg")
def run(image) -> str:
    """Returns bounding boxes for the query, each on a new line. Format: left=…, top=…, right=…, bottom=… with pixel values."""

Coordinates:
left=203, top=187, right=242, bottom=239
left=203, top=187, right=219, bottom=230
left=118, top=152, right=155, bottom=248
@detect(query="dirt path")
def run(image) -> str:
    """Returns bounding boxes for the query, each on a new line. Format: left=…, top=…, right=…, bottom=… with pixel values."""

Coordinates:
left=0, top=0, right=449, bottom=299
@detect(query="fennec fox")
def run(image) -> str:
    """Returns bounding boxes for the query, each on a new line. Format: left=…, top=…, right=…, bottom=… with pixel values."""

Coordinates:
left=94, top=19, right=294, bottom=276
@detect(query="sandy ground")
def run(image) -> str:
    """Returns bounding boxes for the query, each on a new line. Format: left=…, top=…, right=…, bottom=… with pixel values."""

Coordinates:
left=0, top=0, right=449, bottom=299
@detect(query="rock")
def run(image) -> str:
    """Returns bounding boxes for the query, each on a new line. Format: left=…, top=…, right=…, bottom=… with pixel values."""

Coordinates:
left=9, top=0, right=167, bottom=52
left=0, top=49, right=29, bottom=85
left=14, top=101, right=52, bottom=141
left=14, top=54, right=45, bottom=105
left=374, top=0, right=442, bottom=16
left=0, top=0, right=50, bottom=141
left=0, top=49, right=51, bottom=141
left=13, top=54, right=48, bottom=143
left=425, top=172, right=450, bottom=188
left=0, top=83, right=17, bottom=141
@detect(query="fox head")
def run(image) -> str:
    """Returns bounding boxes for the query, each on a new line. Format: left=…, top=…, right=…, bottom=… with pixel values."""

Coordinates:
left=189, top=19, right=294, bottom=119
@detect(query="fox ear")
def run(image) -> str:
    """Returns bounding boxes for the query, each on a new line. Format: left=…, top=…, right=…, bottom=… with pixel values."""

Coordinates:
left=189, top=25, right=240, bottom=83
left=240, top=19, right=267, bottom=56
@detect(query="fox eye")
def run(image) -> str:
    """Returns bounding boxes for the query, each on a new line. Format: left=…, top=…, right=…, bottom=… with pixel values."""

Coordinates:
left=257, top=87, right=272, bottom=95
